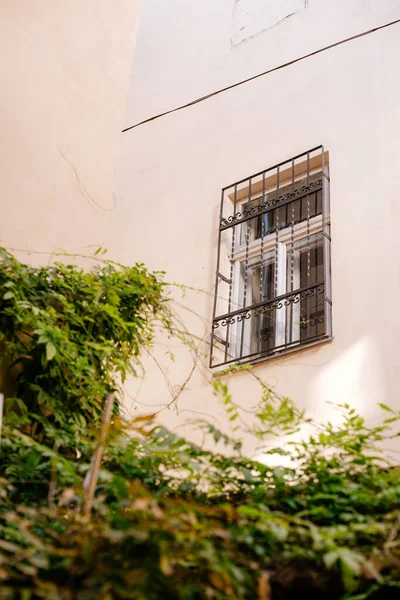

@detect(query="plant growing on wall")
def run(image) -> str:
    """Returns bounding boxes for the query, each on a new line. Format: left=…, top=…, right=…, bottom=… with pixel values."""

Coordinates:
left=0, top=247, right=170, bottom=501
left=1, top=248, right=400, bottom=599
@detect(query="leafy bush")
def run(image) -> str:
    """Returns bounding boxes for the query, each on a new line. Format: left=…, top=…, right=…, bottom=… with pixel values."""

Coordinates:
left=0, top=249, right=400, bottom=599
left=0, top=248, right=169, bottom=501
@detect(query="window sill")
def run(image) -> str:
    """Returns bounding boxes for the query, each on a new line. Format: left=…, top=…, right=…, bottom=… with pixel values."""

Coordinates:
left=210, top=335, right=333, bottom=376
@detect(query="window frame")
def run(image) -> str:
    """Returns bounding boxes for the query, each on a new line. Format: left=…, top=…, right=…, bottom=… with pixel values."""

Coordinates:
left=210, top=146, right=332, bottom=369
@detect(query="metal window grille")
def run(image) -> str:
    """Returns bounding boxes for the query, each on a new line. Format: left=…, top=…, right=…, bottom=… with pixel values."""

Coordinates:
left=210, top=146, right=332, bottom=369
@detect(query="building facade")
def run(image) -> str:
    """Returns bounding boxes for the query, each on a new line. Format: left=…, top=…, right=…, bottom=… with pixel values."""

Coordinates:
left=1, top=1, right=400, bottom=453
left=0, top=0, right=142, bottom=260
left=116, top=0, right=400, bottom=447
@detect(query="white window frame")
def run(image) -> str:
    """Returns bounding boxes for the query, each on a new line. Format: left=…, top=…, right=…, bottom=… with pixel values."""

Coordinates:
left=228, top=172, right=330, bottom=360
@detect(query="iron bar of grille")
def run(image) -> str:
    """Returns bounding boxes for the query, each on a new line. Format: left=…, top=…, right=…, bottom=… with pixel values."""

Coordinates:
left=259, top=171, right=265, bottom=353
left=225, top=184, right=237, bottom=362
left=219, top=181, right=323, bottom=231
left=274, top=166, right=280, bottom=299
left=240, top=177, right=251, bottom=358
left=218, top=273, right=231, bottom=284
left=213, top=281, right=324, bottom=325
left=211, top=331, right=329, bottom=369
left=209, top=188, right=225, bottom=367
left=314, top=244, right=318, bottom=335
left=306, top=152, right=311, bottom=339
left=214, top=334, right=228, bottom=347
left=321, top=145, right=332, bottom=335
left=322, top=146, right=326, bottom=234
left=289, top=159, right=295, bottom=343
left=222, top=145, right=323, bottom=190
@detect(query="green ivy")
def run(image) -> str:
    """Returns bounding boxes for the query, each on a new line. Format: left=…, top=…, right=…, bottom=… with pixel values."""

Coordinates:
left=0, top=248, right=170, bottom=499
left=0, top=249, right=400, bottom=599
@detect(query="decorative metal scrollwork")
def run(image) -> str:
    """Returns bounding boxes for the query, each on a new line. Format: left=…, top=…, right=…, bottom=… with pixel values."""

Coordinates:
left=220, top=212, right=242, bottom=227
left=236, top=310, right=251, bottom=323
left=220, top=179, right=322, bottom=229
left=220, top=316, right=236, bottom=327
left=301, top=311, right=325, bottom=329
left=212, top=284, right=324, bottom=329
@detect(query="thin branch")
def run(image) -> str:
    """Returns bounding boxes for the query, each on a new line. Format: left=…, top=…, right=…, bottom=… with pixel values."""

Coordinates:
left=48, top=441, right=60, bottom=515
left=83, top=393, right=115, bottom=519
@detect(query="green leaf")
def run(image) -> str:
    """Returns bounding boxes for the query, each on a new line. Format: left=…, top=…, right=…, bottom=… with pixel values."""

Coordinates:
left=378, top=403, right=396, bottom=414
left=46, top=341, right=56, bottom=361
left=237, top=505, right=262, bottom=519
left=3, top=290, right=14, bottom=299
left=323, top=550, right=339, bottom=569
left=337, top=548, right=363, bottom=576
left=241, top=467, right=253, bottom=483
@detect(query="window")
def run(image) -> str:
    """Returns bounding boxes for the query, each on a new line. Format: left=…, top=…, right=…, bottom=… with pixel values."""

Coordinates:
left=210, top=146, right=332, bottom=368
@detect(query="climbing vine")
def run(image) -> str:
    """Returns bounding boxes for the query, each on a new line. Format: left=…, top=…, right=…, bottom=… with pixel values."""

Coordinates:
left=0, top=248, right=400, bottom=599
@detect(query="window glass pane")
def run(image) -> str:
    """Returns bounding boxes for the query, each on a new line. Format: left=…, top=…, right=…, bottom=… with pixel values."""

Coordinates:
left=298, top=235, right=324, bottom=340
left=239, top=257, right=275, bottom=307
left=238, top=258, right=276, bottom=355
left=316, top=189, right=322, bottom=215
left=284, top=233, right=325, bottom=344
left=237, top=172, right=323, bottom=247
left=278, top=205, right=288, bottom=230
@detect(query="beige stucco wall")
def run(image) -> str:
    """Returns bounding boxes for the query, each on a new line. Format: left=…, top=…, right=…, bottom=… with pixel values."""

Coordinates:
left=0, top=0, right=141, bottom=258
left=1, top=0, right=399, bottom=456
left=115, top=0, right=400, bottom=454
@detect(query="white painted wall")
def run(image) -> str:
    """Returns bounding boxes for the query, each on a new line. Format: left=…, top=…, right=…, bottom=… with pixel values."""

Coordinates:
left=2, top=0, right=399, bottom=453
left=0, top=0, right=141, bottom=259
left=116, top=0, right=400, bottom=451
left=233, top=0, right=307, bottom=46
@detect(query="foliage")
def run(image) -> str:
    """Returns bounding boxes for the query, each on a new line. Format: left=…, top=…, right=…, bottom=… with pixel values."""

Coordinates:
left=0, top=247, right=167, bottom=425
left=0, top=247, right=170, bottom=501
left=1, top=249, right=400, bottom=599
